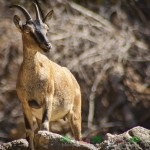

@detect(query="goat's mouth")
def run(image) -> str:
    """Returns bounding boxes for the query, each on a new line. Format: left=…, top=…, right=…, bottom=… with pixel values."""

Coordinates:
left=40, top=42, right=52, bottom=52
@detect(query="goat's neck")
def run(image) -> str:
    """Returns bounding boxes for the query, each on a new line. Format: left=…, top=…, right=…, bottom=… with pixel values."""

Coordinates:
left=22, top=37, right=40, bottom=67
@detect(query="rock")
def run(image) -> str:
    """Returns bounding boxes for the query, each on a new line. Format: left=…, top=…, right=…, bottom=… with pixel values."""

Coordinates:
left=0, top=131, right=97, bottom=150
left=0, top=126, right=149, bottom=150
left=0, top=139, right=28, bottom=150
left=98, top=126, right=150, bottom=150
left=35, top=131, right=97, bottom=150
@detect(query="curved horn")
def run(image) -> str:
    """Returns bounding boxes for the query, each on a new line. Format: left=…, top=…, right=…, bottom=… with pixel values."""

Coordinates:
left=9, top=5, right=32, bottom=21
left=34, top=0, right=44, bottom=19
left=33, top=2, right=42, bottom=22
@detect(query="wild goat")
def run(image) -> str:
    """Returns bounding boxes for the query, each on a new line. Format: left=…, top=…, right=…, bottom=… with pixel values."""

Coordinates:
left=10, top=3, right=81, bottom=150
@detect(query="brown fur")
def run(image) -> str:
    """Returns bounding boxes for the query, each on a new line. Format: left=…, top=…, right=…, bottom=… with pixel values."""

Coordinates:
left=11, top=4, right=81, bottom=150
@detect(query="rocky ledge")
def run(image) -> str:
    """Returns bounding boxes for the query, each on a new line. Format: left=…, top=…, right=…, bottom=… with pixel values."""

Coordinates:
left=0, top=126, right=149, bottom=150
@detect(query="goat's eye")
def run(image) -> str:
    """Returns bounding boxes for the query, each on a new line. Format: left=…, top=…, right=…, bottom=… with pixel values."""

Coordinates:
left=24, top=26, right=31, bottom=33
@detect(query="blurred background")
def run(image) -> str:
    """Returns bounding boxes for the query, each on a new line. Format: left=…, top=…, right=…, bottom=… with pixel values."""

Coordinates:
left=0, top=0, right=150, bottom=145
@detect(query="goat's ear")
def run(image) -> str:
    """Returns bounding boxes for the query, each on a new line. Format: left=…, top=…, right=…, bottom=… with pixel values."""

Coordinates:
left=13, top=15, right=23, bottom=31
left=43, top=10, right=53, bottom=23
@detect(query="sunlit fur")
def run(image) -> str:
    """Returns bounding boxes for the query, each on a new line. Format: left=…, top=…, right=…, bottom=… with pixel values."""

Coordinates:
left=11, top=3, right=81, bottom=150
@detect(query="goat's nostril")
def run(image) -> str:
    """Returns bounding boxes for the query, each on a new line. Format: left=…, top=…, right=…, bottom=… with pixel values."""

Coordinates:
left=40, top=42, right=52, bottom=52
left=46, top=43, right=52, bottom=49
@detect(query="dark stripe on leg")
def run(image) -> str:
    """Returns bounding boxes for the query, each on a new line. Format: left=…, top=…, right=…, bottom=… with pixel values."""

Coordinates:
left=42, top=109, right=49, bottom=123
left=24, top=114, right=32, bottom=129
left=26, top=136, right=30, bottom=143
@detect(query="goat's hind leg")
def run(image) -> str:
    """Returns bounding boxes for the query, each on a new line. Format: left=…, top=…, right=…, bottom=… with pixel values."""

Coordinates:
left=67, top=94, right=82, bottom=141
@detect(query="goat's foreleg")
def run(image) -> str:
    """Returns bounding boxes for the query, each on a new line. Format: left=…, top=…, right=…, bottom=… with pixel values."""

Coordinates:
left=41, top=95, right=53, bottom=131
left=22, top=101, right=34, bottom=150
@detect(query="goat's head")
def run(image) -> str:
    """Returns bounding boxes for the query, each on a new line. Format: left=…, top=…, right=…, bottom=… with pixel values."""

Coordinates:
left=10, top=3, right=53, bottom=52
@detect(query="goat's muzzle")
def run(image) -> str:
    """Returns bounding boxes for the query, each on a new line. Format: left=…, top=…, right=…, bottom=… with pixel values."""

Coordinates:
left=40, top=42, right=52, bottom=52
